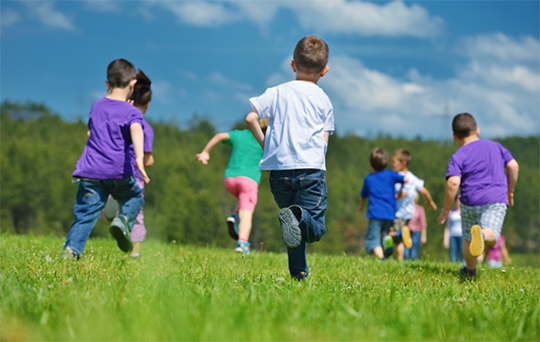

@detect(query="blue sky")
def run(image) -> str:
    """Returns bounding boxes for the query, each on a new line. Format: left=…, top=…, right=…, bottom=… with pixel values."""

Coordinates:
left=2, top=0, right=539, bottom=140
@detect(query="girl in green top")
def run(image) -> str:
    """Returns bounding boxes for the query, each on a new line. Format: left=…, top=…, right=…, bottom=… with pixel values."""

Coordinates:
left=196, top=120, right=268, bottom=254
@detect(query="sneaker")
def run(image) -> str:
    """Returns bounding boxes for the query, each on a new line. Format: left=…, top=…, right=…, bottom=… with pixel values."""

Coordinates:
left=459, top=265, right=477, bottom=278
left=382, top=235, right=394, bottom=257
left=278, top=207, right=302, bottom=250
left=109, top=217, right=133, bottom=252
left=227, top=213, right=240, bottom=240
left=469, top=224, right=484, bottom=257
left=401, top=225, right=413, bottom=249
left=235, top=241, right=250, bottom=255
left=63, top=246, right=80, bottom=260
left=103, top=197, right=119, bottom=223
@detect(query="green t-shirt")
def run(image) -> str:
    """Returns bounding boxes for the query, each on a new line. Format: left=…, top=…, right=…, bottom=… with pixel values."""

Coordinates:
left=222, top=130, right=264, bottom=184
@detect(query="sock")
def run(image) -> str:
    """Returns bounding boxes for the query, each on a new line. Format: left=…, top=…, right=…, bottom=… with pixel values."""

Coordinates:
left=238, top=240, right=250, bottom=247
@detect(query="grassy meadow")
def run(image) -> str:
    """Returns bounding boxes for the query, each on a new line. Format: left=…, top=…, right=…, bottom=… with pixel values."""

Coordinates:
left=1, top=234, right=539, bottom=341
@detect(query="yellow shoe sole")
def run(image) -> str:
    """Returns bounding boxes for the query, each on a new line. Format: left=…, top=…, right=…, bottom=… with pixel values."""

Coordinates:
left=469, top=224, right=484, bottom=257
left=401, top=225, right=413, bottom=249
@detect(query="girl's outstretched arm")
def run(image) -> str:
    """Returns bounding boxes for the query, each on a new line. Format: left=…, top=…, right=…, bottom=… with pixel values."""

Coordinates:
left=196, top=132, right=230, bottom=165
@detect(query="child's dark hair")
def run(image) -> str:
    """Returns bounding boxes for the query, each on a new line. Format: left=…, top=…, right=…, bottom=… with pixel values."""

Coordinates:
left=107, top=59, right=136, bottom=89
left=293, top=35, right=329, bottom=74
left=129, top=69, right=152, bottom=108
left=393, top=149, right=411, bottom=166
left=452, top=113, right=477, bottom=139
left=369, top=147, right=388, bottom=172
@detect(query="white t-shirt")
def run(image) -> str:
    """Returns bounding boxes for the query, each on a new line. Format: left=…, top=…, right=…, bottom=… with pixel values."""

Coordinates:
left=447, top=210, right=462, bottom=237
left=249, top=81, right=334, bottom=171
left=395, top=170, right=425, bottom=219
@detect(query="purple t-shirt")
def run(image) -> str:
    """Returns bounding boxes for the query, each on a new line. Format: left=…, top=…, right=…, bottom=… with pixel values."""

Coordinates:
left=130, top=118, right=154, bottom=180
left=446, top=139, right=514, bottom=206
left=73, top=97, right=144, bottom=180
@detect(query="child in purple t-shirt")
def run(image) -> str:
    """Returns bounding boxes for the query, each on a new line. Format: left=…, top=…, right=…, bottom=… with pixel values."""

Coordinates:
left=102, top=69, right=155, bottom=258
left=63, top=59, right=150, bottom=259
left=437, top=113, right=519, bottom=278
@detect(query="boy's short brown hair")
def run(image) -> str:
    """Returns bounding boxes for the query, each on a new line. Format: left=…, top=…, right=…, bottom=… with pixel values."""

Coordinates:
left=107, top=59, right=136, bottom=89
left=369, top=147, right=388, bottom=172
left=452, top=113, right=477, bottom=139
left=393, top=149, right=411, bottom=166
left=293, top=35, right=329, bottom=74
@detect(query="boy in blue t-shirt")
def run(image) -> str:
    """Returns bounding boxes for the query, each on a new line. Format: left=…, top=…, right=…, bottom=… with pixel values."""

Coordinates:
left=359, top=148, right=405, bottom=259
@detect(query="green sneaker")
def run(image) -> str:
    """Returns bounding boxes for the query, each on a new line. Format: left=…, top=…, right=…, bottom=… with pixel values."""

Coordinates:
left=109, top=217, right=133, bottom=253
left=382, top=235, right=394, bottom=257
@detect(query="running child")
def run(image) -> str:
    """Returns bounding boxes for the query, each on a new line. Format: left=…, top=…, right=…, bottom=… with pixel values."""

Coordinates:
left=391, top=149, right=437, bottom=260
left=403, top=193, right=428, bottom=261
left=246, top=35, right=334, bottom=279
left=63, top=59, right=149, bottom=258
left=358, top=148, right=405, bottom=260
left=196, top=120, right=267, bottom=255
left=437, top=113, right=519, bottom=278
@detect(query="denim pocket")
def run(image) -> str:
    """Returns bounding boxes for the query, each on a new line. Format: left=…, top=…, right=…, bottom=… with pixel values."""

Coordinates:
left=113, top=176, right=138, bottom=194
left=81, top=188, right=100, bottom=205
left=298, top=177, right=326, bottom=210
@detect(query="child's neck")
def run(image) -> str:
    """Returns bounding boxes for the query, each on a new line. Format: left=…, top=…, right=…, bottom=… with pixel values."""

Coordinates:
left=295, top=72, right=320, bottom=84
left=458, top=135, right=479, bottom=147
left=399, top=167, right=408, bottom=174
left=106, top=87, right=132, bottom=102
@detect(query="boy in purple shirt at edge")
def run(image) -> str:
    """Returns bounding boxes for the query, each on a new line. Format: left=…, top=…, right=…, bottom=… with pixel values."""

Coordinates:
left=63, top=59, right=150, bottom=259
left=437, top=113, right=519, bottom=278
left=358, top=148, right=405, bottom=260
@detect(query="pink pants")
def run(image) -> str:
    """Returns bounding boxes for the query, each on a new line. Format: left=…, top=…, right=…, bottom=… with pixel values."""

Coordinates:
left=223, top=176, right=259, bottom=213
left=131, top=177, right=146, bottom=242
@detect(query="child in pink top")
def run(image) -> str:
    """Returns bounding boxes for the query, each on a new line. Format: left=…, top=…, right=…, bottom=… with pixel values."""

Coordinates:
left=403, top=194, right=427, bottom=261
left=486, top=235, right=512, bottom=268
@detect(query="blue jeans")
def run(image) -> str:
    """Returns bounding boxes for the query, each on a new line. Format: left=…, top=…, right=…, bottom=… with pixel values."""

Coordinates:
left=364, top=219, right=393, bottom=254
left=64, top=176, right=144, bottom=255
left=403, top=231, right=422, bottom=261
left=269, top=169, right=327, bottom=279
left=449, top=236, right=464, bottom=263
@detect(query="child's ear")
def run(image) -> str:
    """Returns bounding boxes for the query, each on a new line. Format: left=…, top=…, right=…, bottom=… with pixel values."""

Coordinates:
left=452, top=134, right=458, bottom=142
left=129, top=78, right=137, bottom=88
left=290, top=60, right=297, bottom=73
left=476, top=128, right=480, bottom=137
left=320, top=66, right=330, bottom=77
left=104, top=81, right=111, bottom=95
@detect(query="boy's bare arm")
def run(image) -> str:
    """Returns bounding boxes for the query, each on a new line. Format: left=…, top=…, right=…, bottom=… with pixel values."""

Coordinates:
left=324, top=131, right=330, bottom=144
left=246, top=110, right=264, bottom=149
left=358, top=197, right=366, bottom=211
left=144, top=153, right=154, bottom=168
left=437, top=176, right=460, bottom=224
left=419, top=187, right=438, bottom=210
left=505, top=159, right=519, bottom=206
left=196, top=132, right=230, bottom=165
left=131, top=123, right=150, bottom=184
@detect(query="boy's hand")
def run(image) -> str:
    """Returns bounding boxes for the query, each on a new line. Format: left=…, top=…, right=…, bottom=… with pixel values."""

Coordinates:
left=427, top=199, right=438, bottom=210
left=508, top=192, right=514, bottom=206
left=437, top=208, right=450, bottom=224
left=196, top=152, right=210, bottom=165
left=136, top=157, right=150, bottom=184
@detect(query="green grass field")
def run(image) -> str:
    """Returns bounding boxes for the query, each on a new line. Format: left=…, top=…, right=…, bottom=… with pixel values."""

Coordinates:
left=1, top=234, right=539, bottom=341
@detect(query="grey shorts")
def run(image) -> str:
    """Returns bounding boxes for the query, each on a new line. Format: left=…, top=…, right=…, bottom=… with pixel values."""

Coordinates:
left=461, top=203, right=507, bottom=242
left=390, top=218, right=409, bottom=233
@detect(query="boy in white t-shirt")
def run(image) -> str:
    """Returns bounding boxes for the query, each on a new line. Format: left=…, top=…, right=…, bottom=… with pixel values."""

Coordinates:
left=246, top=35, right=334, bottom=280
left=391, top=149, right=437, bottom=260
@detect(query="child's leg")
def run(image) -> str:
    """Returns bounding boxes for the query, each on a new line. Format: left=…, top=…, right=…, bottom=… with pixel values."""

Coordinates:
left=364, top=219, right=384, bottom=259
left=64, top=179, right=109, bottom=255
left=287, top=243, right=308, bottom=279
left=109, top=176, right=144, bottom=230
left=235, top=177, right=259, bottom=242
left=409, top=231, right=421, bottom=261
left=131, top=178, right=147, bottom=244
left=290, top=170, right=327, bottom=243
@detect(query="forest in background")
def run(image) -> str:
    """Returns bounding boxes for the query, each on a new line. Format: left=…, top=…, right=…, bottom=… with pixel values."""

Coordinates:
left=1, top=101, right=538, bottom=259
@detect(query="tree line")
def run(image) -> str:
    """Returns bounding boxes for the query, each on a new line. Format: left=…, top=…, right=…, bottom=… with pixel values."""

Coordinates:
left=2, top=101, right=538, bottom=258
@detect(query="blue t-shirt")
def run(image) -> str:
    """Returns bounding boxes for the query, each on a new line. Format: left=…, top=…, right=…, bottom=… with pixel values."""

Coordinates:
left=360, top=169, right=405, bottom=221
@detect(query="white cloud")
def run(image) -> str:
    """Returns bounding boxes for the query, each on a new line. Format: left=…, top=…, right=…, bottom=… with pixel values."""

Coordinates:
left=26, top=2, right=75, bottom=31
left=283, top=34, right=540, bottom=139
left=460, top=33, right=540, bottom=62
left=155, top=0, right=443, bottom=38
left=208, top=72, right=252, bottom=92
left=1, top=8, right=20, bottom=26
left=152, top=80, right=174, bottom=104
